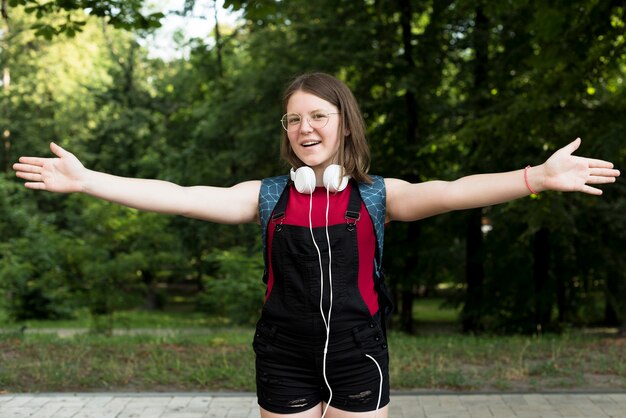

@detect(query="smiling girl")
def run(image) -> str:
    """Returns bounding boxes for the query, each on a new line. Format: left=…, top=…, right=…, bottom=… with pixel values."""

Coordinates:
left=13, top=73, right=620, bottom=418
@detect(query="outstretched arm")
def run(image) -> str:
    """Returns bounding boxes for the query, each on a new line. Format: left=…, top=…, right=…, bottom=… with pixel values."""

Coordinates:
left=13, top=143, right=260, bottom=224
left=386, top=138, right=620, bottom=222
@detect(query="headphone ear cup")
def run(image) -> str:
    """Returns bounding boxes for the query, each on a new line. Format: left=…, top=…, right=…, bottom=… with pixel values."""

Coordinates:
left=291, top=166, right=316, bottom=194
left=323, top=164, right=349, bottom=192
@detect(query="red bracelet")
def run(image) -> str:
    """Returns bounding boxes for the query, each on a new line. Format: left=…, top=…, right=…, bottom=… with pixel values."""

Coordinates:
left=524, top=165, right=538, bottom=195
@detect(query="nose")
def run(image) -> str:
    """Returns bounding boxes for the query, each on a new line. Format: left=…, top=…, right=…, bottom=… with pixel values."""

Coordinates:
left=299, top=116, right=313, bottom=133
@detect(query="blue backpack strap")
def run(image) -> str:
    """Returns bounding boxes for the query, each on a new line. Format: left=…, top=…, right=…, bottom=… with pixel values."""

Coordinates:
left=259, top=175, right=290, bottom=280
left=359, top=175, right=393, bottom=335
left=358, top=175, right=386, bottom=278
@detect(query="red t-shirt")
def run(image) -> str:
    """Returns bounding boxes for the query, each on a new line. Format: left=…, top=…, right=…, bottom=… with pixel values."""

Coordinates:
left=265, top=183, right=379, bottom=315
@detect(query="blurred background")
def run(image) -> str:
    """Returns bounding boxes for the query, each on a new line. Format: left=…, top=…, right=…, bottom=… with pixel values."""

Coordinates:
left=1, top=0, right=625, bottom=336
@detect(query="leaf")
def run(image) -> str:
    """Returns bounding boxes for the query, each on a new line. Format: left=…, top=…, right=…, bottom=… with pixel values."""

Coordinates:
left=33, top=24, right=57, bottom=40
left=8, top=0, right=28, bottom=7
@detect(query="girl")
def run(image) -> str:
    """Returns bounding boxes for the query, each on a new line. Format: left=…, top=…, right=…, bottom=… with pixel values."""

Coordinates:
left=13, top=73, right=620, bottom=418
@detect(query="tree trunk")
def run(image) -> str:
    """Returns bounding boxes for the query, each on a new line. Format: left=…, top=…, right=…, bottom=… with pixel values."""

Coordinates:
left=397, top=0, right=420, bottom=334
left=556, top=262, right=567, bottom=323
left=1, top=0, right=8, bottom=21
left=214, top=0, right=223, bottom=78
left=462, top=4, right=489, bottom=332
left=1, top=34, right=10, bottom=172
left=532, top=228, right=552, bottom=333
left=604, top=267, right=625, bottom=330
left=462, top=208, right=484, bottom=332
left=400, top=222, right=420, bottom=334
left=604, top=274, right=620, bottom=326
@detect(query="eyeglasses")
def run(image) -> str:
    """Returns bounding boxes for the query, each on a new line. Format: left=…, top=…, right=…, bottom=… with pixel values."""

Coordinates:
left=280, top=111, right=340, bottom=132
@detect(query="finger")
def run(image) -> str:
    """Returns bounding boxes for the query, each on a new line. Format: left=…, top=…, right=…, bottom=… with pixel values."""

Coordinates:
left=16, top=171, right=43, bottom=182
left=563, top=137, right=582, bottom=155
left=585, top=158, right=615, bottom=169
left=18, top=156, right=47, bottom=166
left=589, top=167, right=620, bottom=177
left=587, top=176, right=617, bottom=185
left=12, top=163, right=42, bottom=174
left=50, top=142, right=70, bottom=158
left=581, top=184, right=603, bottom=196
left=24, top=182, right=46, bottom=190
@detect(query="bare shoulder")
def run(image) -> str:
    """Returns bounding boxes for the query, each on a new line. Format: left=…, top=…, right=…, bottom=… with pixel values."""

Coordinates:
left=384, top=178, right=410, bottom=222
left=384, top=177, right=412, bottom=203
left=232, top=180, right=262, bottom=223
left=184, top=180, right=262, bottom=224
left=233, top=179, right=262, bottom=195
left=384, top=177, right=409, bottom=192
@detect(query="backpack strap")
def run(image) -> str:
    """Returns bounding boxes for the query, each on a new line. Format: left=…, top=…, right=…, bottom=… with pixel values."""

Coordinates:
left=259, top=175, right=290, bottom=283
left=259, top=176, right=290, bottom=244
left=358, top=175, right=386, bottom=278
left=358, top=176, right=393, bottom=336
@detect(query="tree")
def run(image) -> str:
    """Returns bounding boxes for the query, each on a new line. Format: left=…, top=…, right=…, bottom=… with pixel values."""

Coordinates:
left=2, top=0, right=162, bottom=38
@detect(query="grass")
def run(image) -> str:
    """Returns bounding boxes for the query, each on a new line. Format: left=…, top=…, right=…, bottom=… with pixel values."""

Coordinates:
left=1, top=305, right=624, bottom=393
left=0, top=298, right=457, bottom=330
left=1, top=327, right=625, bottom=393
left=389, top=333, right=626, bottom=392
left=412, top=298, right=461, bottom=323
left=0, top=309, right=233, bottom=330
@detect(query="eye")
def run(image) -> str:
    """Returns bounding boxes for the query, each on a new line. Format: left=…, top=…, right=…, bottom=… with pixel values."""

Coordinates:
left=287, top=114, right=301, bottom=125
left=311, top=113, right=328, bottom=121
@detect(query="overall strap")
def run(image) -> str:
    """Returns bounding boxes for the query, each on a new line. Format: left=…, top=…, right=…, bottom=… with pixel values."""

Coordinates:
left=345, top=181, right=362, bottom=230
left=272, top=184, right=290, bottom=225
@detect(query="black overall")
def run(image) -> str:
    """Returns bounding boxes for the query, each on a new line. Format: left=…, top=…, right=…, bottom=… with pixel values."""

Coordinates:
left=254, top=184, right=390, bottom=414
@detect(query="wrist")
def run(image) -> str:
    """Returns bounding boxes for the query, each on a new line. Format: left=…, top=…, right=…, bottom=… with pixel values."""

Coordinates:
left=80, top=168, right=95, bottom=194
left=524, top=164, right=545, bottom=194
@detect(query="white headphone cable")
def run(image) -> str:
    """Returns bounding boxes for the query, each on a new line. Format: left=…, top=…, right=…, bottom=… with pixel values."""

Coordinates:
left=307, top=187, right=333, bottom=417
left=309, top=191, right=327, bottom=328
left=321, top=187, right=333, bottom=418
left=365, top=354, right=383, bottom=416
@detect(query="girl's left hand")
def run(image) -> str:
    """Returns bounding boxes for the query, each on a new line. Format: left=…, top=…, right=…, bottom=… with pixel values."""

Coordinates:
left=540, top=138, right=620, bottom=195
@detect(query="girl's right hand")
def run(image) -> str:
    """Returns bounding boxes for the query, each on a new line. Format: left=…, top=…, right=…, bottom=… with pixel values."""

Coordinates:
left=12, top=142, right=86, bottom=193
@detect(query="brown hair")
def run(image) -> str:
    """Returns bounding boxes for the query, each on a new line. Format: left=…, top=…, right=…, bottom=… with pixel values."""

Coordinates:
left=280, top=73, right=372, bottom=184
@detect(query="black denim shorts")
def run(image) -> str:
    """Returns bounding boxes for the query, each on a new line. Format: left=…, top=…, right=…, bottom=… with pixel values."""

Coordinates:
left=253, top=316, right=390, bottom=414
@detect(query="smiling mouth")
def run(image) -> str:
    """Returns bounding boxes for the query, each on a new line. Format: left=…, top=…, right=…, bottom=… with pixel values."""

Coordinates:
left=302, top=141, right=321, bottom=147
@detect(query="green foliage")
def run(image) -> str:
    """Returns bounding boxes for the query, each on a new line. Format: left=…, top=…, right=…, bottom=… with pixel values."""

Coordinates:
left=6, top=0, right=163, bottom=38
left=196, top=248, right=265, bottom=325
left=0, top=175, right=77, bottom=320
left=1, top=0, right=624, bottom=334
left=64, top=195, right=184, bottom=324
left=0, top=226, right=77, bottom=320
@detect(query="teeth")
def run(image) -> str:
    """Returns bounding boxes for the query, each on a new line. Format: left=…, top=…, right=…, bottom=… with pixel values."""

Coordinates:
left=302, top=141, right=321, bottom=147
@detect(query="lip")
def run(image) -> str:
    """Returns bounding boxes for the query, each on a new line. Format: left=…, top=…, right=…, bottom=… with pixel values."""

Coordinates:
left=301, top=140, right=321, bottom=147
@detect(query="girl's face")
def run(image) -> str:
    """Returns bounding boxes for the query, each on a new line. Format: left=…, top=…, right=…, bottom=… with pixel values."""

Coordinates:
left=285, top=91, right=342, bottom=175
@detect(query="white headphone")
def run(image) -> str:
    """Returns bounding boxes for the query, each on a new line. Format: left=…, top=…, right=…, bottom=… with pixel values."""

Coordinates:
left=290, top=164, right=350, bottom=194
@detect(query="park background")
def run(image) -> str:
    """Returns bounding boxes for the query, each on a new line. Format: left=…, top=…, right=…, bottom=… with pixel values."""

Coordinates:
left=0, top=0, right=625, bottom=393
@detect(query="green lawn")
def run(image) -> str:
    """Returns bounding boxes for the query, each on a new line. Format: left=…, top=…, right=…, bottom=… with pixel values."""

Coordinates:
left=0, top=298, right=460, bottom=330
left=412, top=298, right=461, bottom=323
left=0, top=309, right=231, bottom=330
left=1, top=305, right=624, bottom=393
left=1, top=327, right=624, bottom=393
